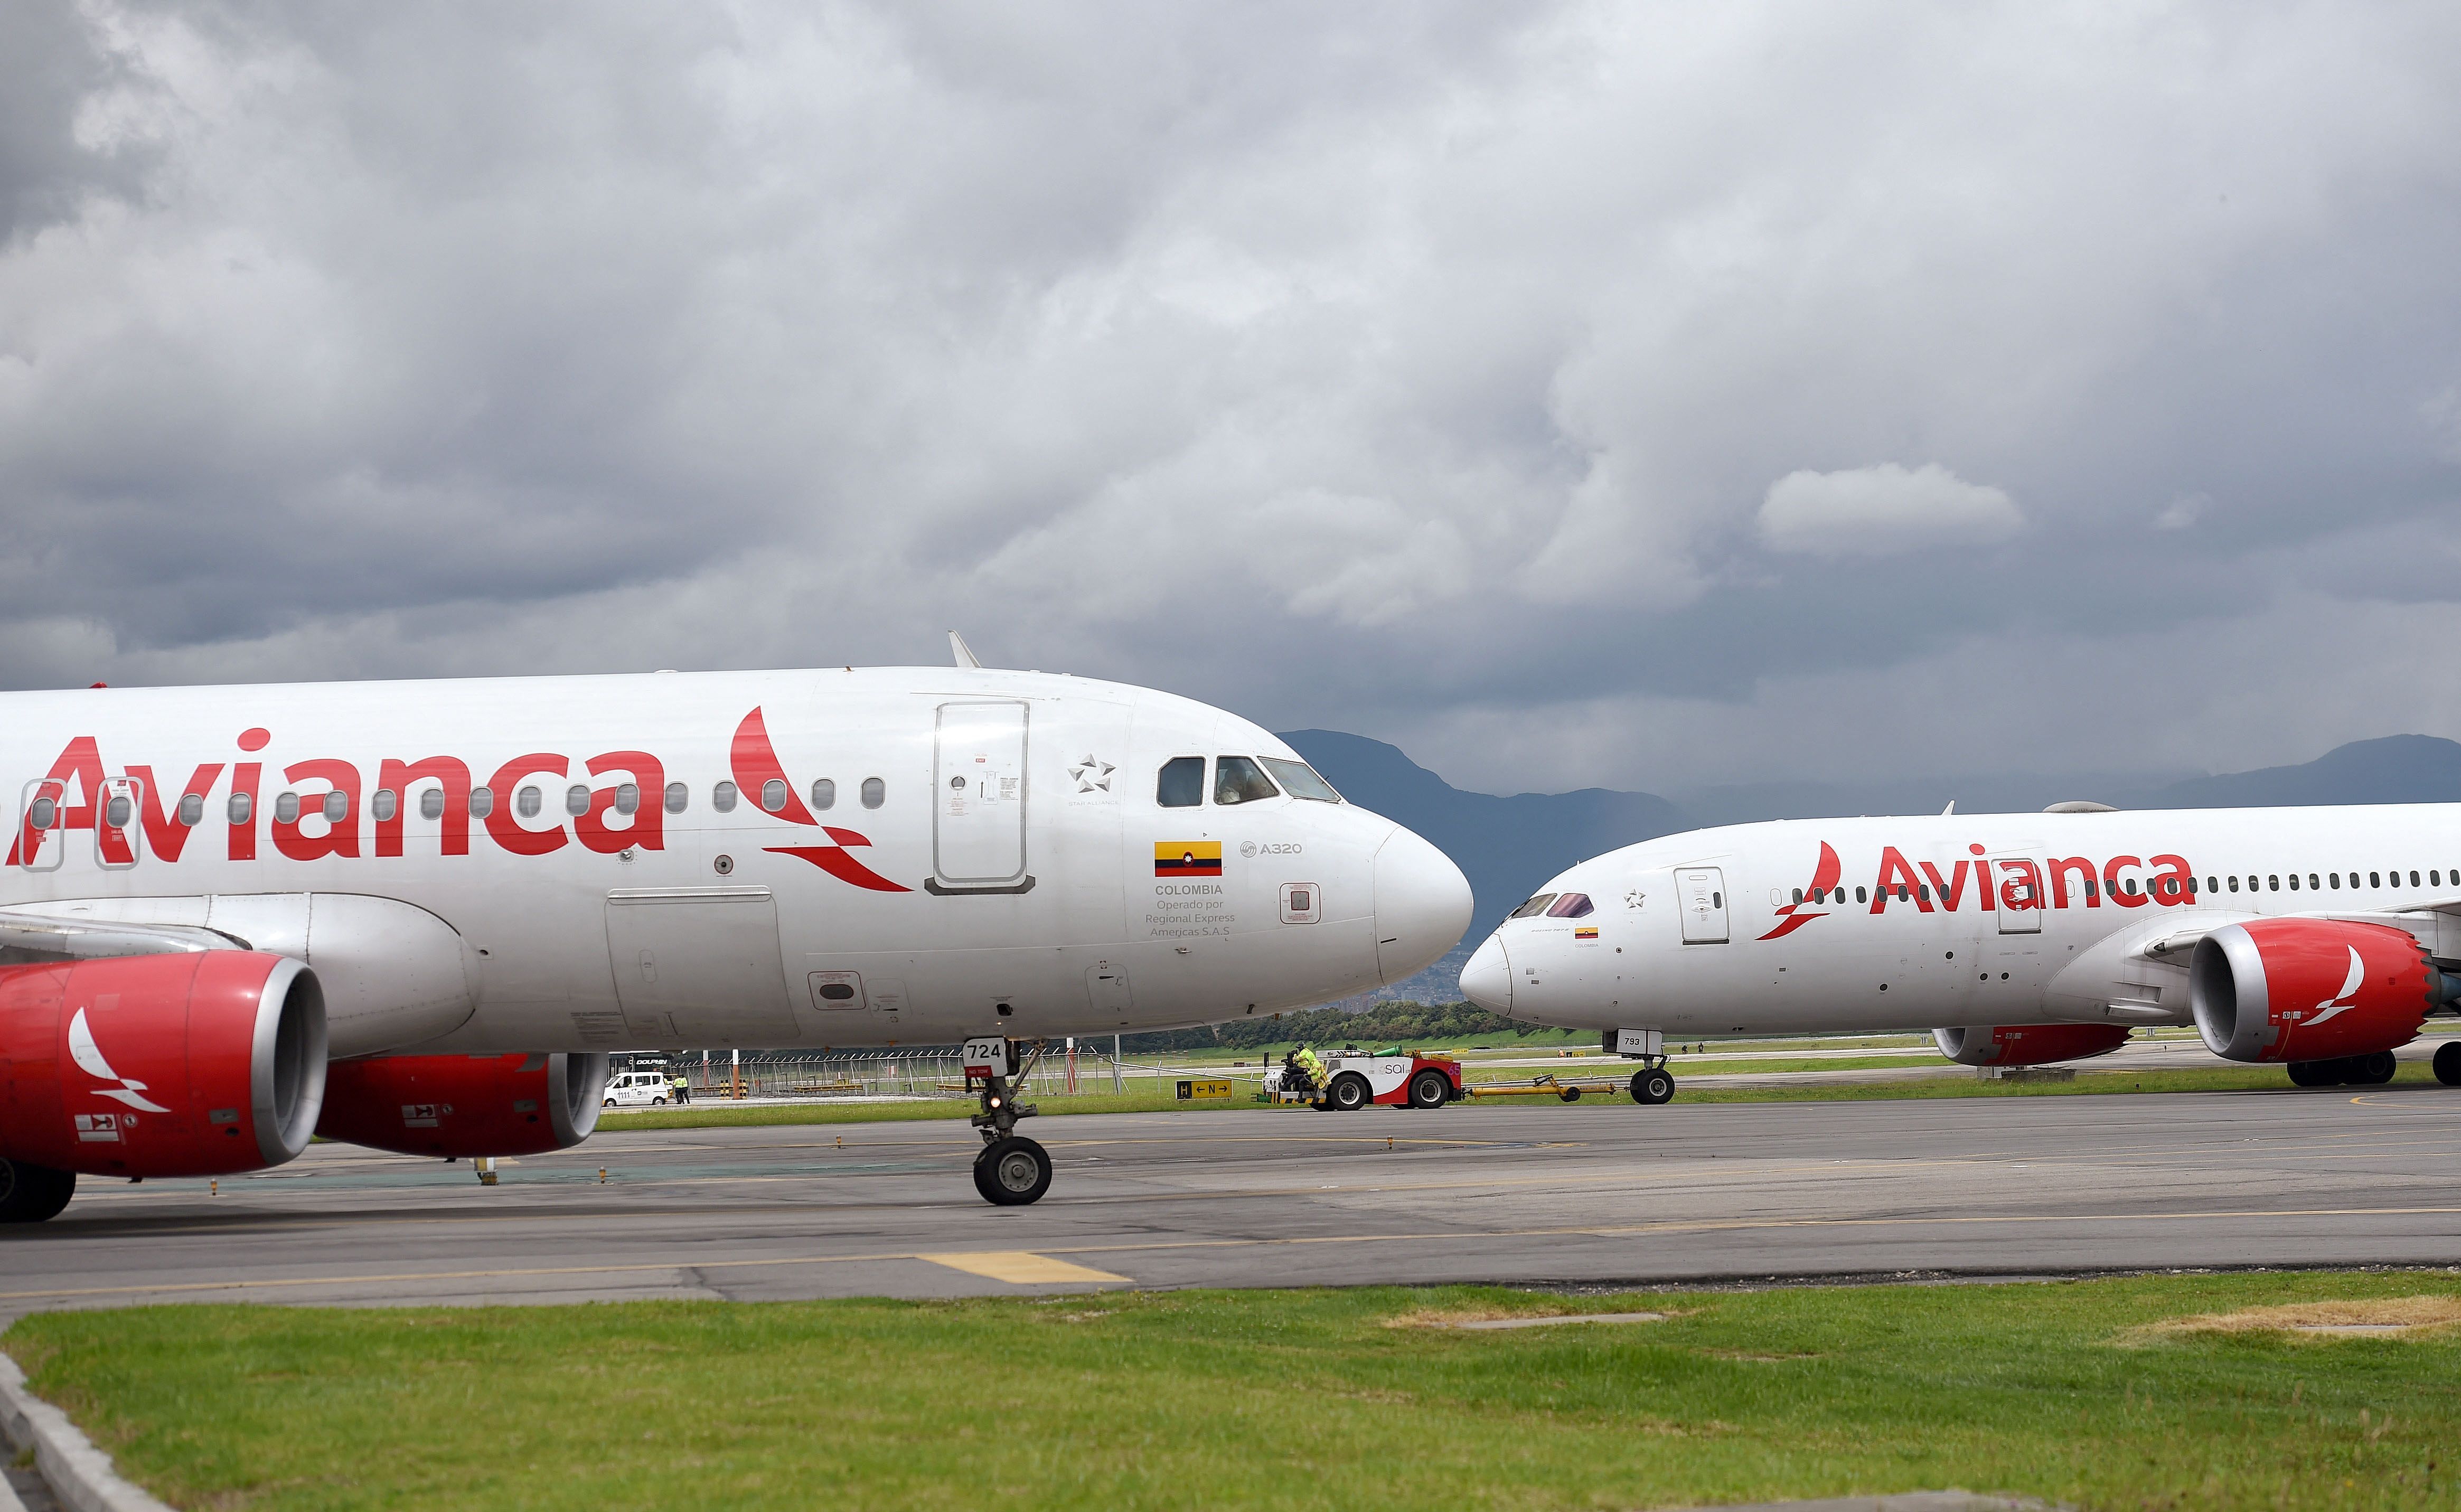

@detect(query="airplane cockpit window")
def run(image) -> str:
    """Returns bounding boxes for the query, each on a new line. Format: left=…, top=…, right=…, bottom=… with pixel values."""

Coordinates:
left=1214, top=756, right=1279, bottom=805
left=1508, top=893, right=1558, bottom=919
left=712, top=781, right=738, bottom=813
left=1545, top=893, right=1594, bottom=918
left=1261, top=757, right=1342, bottom=803
left=1157, top=756, right=1204, bottom=808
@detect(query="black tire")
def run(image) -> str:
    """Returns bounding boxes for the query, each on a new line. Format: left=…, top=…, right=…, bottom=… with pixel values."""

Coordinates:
left=1407, top=1070, right=1449, bottom=1110
left=0, top=1159, right=76, bottom=1224
left=1630, top=1068, right=1675, bottom=1105
left=1560, top=1087, right=1581, bottom=1102
left=1328, top=1074, right=1372, bottom=1112
left=972, top=1137, right=1052, bottom=1206
left=652, top=1096, right=668, bottom=1107
left=2436, top=1041, right=2461, bottom=1087
left=2287, top=1059, right=2344, bottom=1088
left=2353, top=1049, right=2399, bottom=1085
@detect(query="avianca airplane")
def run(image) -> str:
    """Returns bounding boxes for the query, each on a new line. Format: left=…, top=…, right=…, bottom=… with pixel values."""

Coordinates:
left=0, top=659, right=1471, bottom=1222
left=1459, top=805, right=2461, bottom=1098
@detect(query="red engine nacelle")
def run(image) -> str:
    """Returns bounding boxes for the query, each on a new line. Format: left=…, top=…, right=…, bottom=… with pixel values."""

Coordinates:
left=1932, top=1022, right=2132, bottom=1066
left=318, top=1051, right=609, bottom=1158
left=2191, top=918, right=2432, bottom=1063
left=0, top=951, right=327, bottom=1179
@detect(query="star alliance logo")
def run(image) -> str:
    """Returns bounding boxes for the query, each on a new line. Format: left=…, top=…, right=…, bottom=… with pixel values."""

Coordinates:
left=1068, top=755, right=1115, bottom=793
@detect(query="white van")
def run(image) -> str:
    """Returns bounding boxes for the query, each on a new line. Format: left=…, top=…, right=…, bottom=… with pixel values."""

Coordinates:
left=602, top=1070, right=673, bottom=1109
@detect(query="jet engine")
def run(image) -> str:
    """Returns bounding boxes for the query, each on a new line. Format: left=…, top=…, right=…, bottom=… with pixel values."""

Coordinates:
left=2190, top=918, right=2432, bottom=1064
left=318, top=1051, right=609, bottom=1159
left=0, top=951, right=327, bottom=1181
left=1931, top=1022, right=2131, bottom=1067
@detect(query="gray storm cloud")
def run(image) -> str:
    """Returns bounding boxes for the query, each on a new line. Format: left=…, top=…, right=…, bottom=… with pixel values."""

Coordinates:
left=2, top=2, right=2458, bottom=795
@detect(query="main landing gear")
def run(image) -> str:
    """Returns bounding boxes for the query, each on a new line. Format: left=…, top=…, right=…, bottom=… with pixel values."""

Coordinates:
left=0, top=1158, right=76, bottom=1224
left=2288, top=1051, right=2399, bottom=1088
left=966, top=1036, right=1054, bottom=1206
left=2439, top=1043, right=2461, bottom=1087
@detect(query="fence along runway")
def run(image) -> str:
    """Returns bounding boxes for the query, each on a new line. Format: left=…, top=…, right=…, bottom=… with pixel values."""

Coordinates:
left=4, top=1088, right=2458, bottom=1314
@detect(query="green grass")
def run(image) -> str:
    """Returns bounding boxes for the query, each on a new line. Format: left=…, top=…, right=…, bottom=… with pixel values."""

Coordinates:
left=10, top=1272, right=2461, bottom=1510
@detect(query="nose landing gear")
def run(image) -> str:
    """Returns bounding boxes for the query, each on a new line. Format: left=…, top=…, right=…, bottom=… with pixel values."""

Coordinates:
left=965, top=1036, right=1053, bottom=1206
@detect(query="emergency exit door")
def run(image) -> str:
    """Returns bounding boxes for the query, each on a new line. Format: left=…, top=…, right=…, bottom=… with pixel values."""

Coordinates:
left=929, top=700, right=1032, bottom=894
left=1677, top=867, right=1729, bottom=944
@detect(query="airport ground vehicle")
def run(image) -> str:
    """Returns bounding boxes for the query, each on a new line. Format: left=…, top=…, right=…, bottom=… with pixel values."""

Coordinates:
left=1463, top=809, right=2461, bottom=1093
left=601, top=1071, right=672, bottom=1108
left=1265, top=1047, right=1464, bottom=1110
left=0, top=655, right=1471, bottom=1222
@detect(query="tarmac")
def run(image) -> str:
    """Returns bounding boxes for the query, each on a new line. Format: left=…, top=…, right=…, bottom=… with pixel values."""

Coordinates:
left=4, top=1077, right=2458, bottom=1315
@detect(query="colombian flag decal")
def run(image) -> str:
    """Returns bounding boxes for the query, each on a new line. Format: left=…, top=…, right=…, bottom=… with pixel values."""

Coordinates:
left=1574, top=925, right=1599, bottom=941
left=1156, top=841, right=1223, bottom=877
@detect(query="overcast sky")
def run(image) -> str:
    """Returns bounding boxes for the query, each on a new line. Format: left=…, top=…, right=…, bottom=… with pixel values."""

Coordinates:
left=4, top=2, right=2459, bottom=796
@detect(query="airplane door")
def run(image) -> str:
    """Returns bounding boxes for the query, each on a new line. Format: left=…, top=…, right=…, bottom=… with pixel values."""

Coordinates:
left=930, top=700, right=1032, bottom=894
left=95, top=776, right=143, bottom=869
left=1677, top=867, right=1729, bottom=944
left=604, top=887, right=798, bottom=1043
left=15, top=778, right=66, bottom=872
left=1989, top=854, right=2044, bottom=935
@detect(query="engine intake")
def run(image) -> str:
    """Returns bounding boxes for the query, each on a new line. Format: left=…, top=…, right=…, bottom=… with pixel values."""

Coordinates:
left=1932, top=1023, right=2130, bottom=1067
left=318, top=1051, right=609, bottom=1158
left=0, top=952, right=327, bottom=1178
left=2191, top=918, right=2431, bottom=1063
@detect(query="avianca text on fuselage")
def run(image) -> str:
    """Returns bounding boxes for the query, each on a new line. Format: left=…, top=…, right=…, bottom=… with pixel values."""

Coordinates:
left=8, top=708, right=902, bottom=889
left=1758, top=840, right=2200, bottom=939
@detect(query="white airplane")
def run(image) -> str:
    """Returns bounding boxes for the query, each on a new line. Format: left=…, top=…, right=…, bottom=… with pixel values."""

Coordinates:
left=0, top=654, right=1472, bottom=1222
left=1459, top=805, right=2461, bottom=1099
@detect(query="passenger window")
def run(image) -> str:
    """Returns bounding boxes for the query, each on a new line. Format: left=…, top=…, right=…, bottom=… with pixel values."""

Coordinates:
left=1157, top=757, right=1204, bottom=808
left=471, top=786, right=495, bottom=819
left=105, top=795, right=130, bottom=828
left=2228, top=877, right=2239, bottom=893
left=177, top=792, right=204, bottom=826
left=371, top=790, right=398, bottom=823
left=1792, top=888, right=1804, bottom=904
left=2370, top=871, right=2381, bottom=888
left=712, top=781, right=738, bottom=813
left=29, top=797, right=55, bottom=830
left=320, top=791, right=345, bottom=822
left=1855, top=886, right=1867, bottom=903
left=1260, top=757, right=1342, bottom=803
left=516, top=786, right=542, bottom=819
left=1214, top=756, right=1280, bottom=805
left=762, top=778, right=788, bottom=813
left=616, top=783, right=639, bottom=816
left=665, top=782, right=688, bottom=814
left=1545, top=893, right=1594, bottom=918
left=567, top=784, right=591, bottom=817
left=2086, top=879, right=2098, bottom=898
left=2411, top=870, right=2421, bottom=886
left=1918, top=885, right=1930, bottom=901
left=812, top=778, right=835, bottom=811
left=420, top=787, right=446, bottom=820
left=861, top=777, right=885, bottom=809
left=2288, top=874, right=2301, bottom=890
left=2269, top=875, right=2279, bottom=891
left=1508, top=894, right=1558, bottom=919
left=227, top=793, right=251, bottom=825
left=274, top=792, right=300, bottom=825
left=2306, top=874, right=2317, bottom=889
left=2329, top=872, right=2340, bottom=889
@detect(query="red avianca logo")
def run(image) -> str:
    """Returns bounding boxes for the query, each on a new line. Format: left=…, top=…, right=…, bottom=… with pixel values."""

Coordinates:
left=1756, top=840, right=2202, bottom=941
left=7, top=708, right=909, bottom=893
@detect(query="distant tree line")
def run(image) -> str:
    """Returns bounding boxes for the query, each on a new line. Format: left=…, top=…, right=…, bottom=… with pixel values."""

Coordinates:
left=1117, top=1000, right=1545, bottom=1053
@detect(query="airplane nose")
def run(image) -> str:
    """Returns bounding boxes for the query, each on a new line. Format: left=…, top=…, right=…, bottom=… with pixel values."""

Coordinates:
left=1372, top=825, right=1474, bottom=985
left=1459, top=932, right=1511, bottom=1012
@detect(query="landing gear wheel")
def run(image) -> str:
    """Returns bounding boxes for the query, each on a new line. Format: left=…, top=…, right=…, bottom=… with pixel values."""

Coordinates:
left=1328, top=1073, right=1372, bottom=1112
left=0, top=1159, right=76, bottom=1224
left=973, top=1137, right=1053, bottom=1206
left=2437, top=1042, right=2461, bottom=1087
left=2352, top=1050, right=2399, bottom=1085
left=1407, top=1070, right=1450, bottom=1110
left=1559, top=1086, right=1582, bottom=1102
left=1630, top=1068, right=1675, bottom=1105
left=2287, top=1059, right=2342, bottom=1088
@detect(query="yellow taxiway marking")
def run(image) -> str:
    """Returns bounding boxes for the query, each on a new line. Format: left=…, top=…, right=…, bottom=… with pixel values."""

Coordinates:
left=9, top=1203, right=2461, bottom=1304
left=916, top=1251, right=1130, bottom=1284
